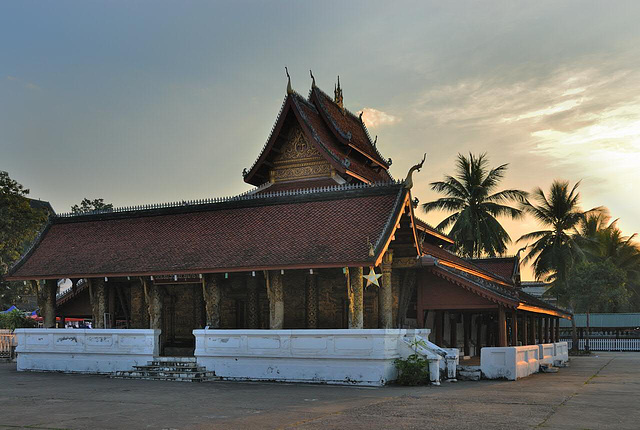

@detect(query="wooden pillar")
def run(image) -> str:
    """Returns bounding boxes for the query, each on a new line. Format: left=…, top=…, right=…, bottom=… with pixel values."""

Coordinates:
left=522, top=314, right=529, bottom=346
left=305, top=272, right=318, bottom=329
left=511, top=311, right=518, bottom=346
left=550, top=317, right=556, bottom=343
left=247, top=275, right=260, bottom=329
left=476, top=315, right=483, bottom=355
left=267, top=270, right=284, bottom=329
left=544, top=317, right=550, bottom=343
left=538, top=317, right=543, bottom=344
left=379, top=250, right=393, bottom=328
left=435, top=311, right=444, bottom=345
left=555, top=317, right=560, bottom=341
left=498, top=307, right=507, bottom=347
left=347, top=267, right=364, bottom=329
left=89, top=278, right=107, bottom=328
left=33, top=280, right=56, bottom=328
left=397, top=270, right=416, bottom=328
left=202, top=274, right=222, bottom=328
left=142, top=278, right=164, bottom=330
left=529, top=316, right=535, bottom=345
left=130, top=279, right=148, bottom=329
left=449, top=313, right=457, bottom=349
left=463, top=313, right=471, bottom=356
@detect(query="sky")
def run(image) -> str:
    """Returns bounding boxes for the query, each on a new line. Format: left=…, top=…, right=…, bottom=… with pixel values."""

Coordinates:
left=2, top=1, right=640, bottom=280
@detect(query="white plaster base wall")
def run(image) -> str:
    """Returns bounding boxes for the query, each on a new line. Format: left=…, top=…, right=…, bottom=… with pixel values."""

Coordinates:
left=539, top=343, right=555, bottom=366
left=15, top=329, right=160, bottom=374
left=480, top=345, right=540, bottom=380
left=194, top=329, right=429, bottom=386
left=553, top=342, right=569, bottom=365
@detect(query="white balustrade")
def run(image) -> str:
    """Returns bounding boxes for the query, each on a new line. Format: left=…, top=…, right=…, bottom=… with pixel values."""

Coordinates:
left=480, top=345, right=540, bottom=380
left=15, top=329, right=160, bottom=373
left=194, top=328, right=430, bottom=386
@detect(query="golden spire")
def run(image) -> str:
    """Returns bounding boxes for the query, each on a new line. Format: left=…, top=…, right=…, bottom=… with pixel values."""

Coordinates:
left=285, top=67, right=293, bottom=94
left=334, top=75, right=344, bottom=109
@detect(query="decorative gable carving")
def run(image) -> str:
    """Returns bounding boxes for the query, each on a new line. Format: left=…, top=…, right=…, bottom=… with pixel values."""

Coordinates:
left=270, top=125, right=332, bottom=183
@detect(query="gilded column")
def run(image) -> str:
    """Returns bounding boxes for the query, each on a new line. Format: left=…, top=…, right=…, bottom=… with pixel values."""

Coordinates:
left=202, top=274, right=222, bottom=328
left=267, top=271, right=284, bottom=329
left=129, top=278, right=148, bottom=328
left=347, top=267, right=364, bottom=329
left=247, top=275, right=260, bottom=329
left=379, top=250, right=393, bottom=329
left=305, top=272, right=318, bottom=329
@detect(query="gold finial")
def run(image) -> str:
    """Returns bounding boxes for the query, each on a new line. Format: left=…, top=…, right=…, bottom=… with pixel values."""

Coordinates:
left=310, top=69, right=316, bottom=88
left=334, top=75, right=344, bottom=109
left=285, top=67, right=293, bottom=94
left=367, top=236, right=375, bottom=257
left=404, top=153, right=427, bottom=189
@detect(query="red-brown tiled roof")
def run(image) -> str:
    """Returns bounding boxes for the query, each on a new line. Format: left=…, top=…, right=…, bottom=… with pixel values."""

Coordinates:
left=311, top=87, right=391, bottom=169
left=421, top=242, right=514, bottom=286
left=7, top=184, right=407, bottom=280
left=470, top=257, right=517, bottom=282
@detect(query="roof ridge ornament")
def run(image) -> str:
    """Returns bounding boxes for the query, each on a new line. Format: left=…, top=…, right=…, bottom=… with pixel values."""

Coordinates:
left=285, top=66, right=293, bottom=94
left=334, top=75, right=344, bottom=111
left=404, top=153, right=427, bottom=189
left=310, top=69, right=316, bottom=88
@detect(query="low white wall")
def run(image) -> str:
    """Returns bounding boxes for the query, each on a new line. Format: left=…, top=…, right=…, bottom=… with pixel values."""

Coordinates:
left=15, top=329, right=160, bottom=374
left=194, top=328, right=429, bottom=386
left=480, top=345, right=540, bottom=380
left=538, top=343, right=555, bottom=366
left=553, top=342, right=569, bottom=365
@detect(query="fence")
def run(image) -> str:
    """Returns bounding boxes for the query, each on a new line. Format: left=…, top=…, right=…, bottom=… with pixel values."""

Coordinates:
left=561, top=338, right=640, bottom=351
left=0, top=330, right=16, bottom=360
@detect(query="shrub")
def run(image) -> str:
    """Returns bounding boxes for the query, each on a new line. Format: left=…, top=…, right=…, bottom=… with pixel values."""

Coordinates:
left=394, top=354, right=430, bottom=385
left=0, top=309, right=37, bottom=330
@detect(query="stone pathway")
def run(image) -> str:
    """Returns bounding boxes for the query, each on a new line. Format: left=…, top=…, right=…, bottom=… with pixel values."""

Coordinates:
left=0, top=352, right=638, bottom=429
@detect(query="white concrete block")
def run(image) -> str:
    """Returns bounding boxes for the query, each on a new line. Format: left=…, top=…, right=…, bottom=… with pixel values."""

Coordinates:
left=15, top=329, right=160, bottom=374
left=194, top=329, right=430, bottom=386
left=538, top=343, right=555, bottom=366
left=553, top=342, right=569, bottom=365
left=480, top=345, right=540, bottom=380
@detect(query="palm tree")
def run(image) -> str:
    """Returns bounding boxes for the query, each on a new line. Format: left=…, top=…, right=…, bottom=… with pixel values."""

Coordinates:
left=518, top=180, right=591, bottom=351
left=574, top=210, right=640, bottom=308
left=422, top=153, right=527, bottom=258
left=518, top=180, right=589, bottom=293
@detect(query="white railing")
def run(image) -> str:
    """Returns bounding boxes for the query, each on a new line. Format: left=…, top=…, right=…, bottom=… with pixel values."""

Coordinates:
left=480, top=345, right=540, bottom=380
left=561, top=338, right=640, bottom=351
left=0, top=330, right=16, bottom=360
left=15, top=328, right=160, bottom=373
left=194, top=328, right=428, bottom=386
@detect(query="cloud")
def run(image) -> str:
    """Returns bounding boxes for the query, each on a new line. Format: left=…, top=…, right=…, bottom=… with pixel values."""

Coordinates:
left=358, top=108, right=399, bottom=128
left=6, top=75, right=40, bottom=90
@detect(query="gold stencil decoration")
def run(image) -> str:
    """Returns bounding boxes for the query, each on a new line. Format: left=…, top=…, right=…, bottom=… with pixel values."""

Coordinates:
left=271, top=125, right=331, bottom=182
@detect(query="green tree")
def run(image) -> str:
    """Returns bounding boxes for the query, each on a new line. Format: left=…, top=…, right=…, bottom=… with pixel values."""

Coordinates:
left=71, top=198, right=113, bottom=214
left=422, top=153, right=527, bottom=258
left=0, top=171, right=48, bottom=309
left=518, top=180, right=592, bottom=351
left=567, top=260, right=629, bottom=350
left=574, top=210, right=640, bottom=310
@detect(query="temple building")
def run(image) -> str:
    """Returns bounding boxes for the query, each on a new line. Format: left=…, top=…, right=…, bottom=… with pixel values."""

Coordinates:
left=7, top=75, right=570, bottom=365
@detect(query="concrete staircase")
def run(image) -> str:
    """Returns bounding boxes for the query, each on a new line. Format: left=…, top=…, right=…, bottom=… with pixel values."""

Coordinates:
left=457, top=364, right=482, bottom=381
left=112, top=357, right=218, bottom=382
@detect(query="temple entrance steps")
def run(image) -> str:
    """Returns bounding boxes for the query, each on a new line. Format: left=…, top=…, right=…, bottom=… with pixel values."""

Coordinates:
left=111, top=357, right=219, bottom=382
left=457, top=364, right=482, bottom=381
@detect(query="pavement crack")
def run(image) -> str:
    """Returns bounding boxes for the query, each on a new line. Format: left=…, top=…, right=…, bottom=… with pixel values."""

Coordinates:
left=536, top=356, right=616, bottom=428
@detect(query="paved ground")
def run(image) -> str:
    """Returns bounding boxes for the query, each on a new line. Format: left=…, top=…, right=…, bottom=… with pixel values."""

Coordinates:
left=1, top=352, right=639, bottom=429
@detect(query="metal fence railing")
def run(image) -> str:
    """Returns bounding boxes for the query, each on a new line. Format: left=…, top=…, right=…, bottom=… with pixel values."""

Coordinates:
left=0, top=330, right=17, bottom=361
left=561, top=338, right=640, bottom=351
